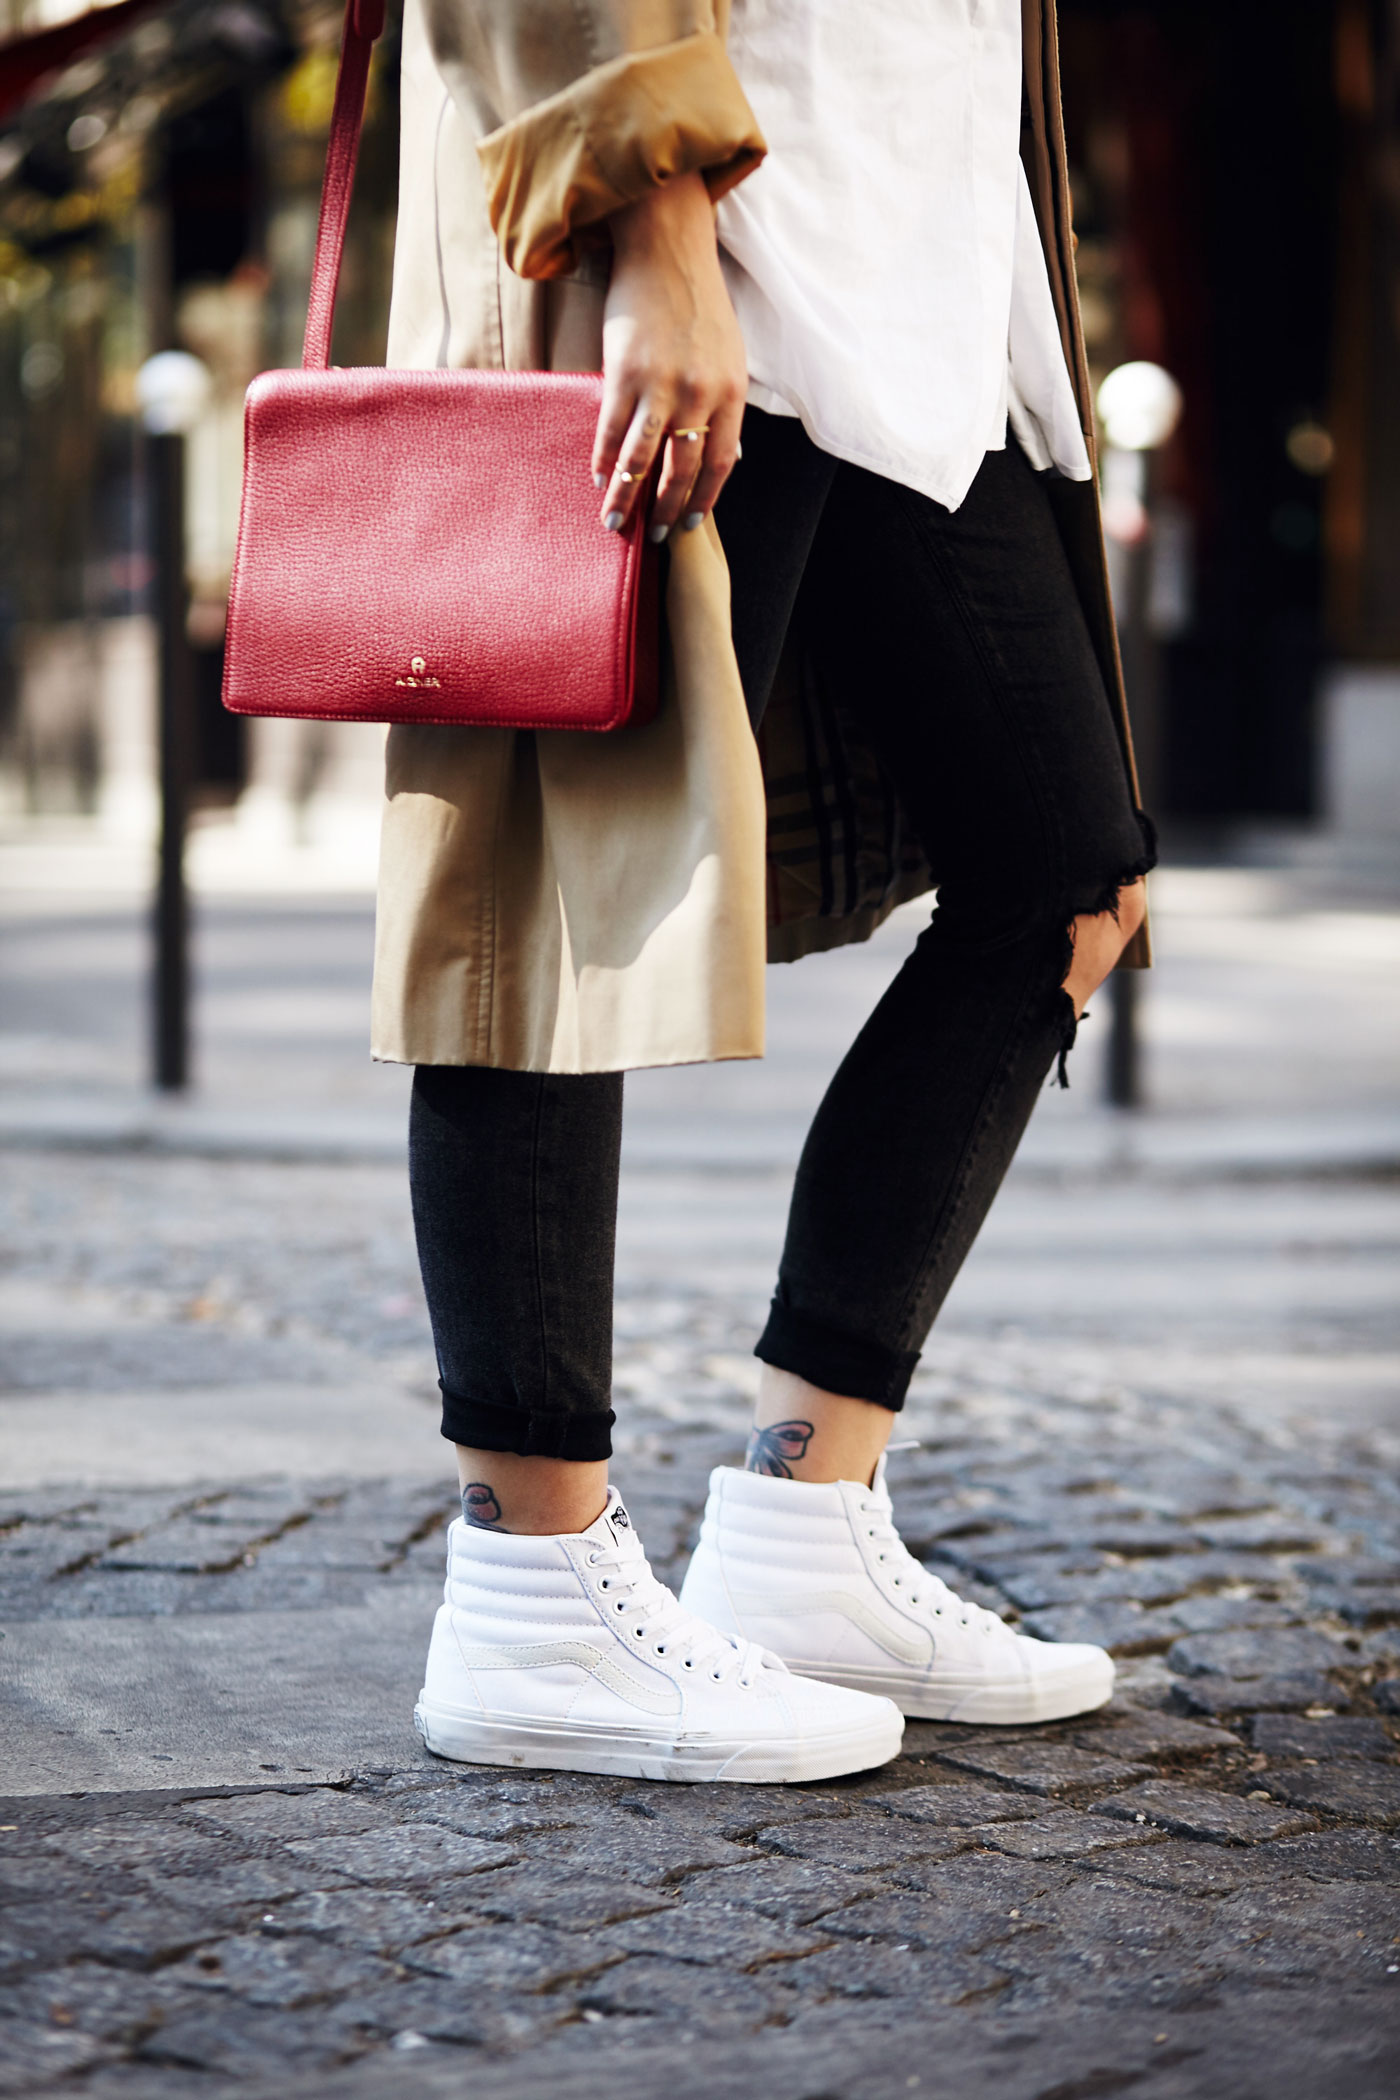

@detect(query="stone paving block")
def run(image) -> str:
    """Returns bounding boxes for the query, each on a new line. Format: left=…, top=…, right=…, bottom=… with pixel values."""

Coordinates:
left=573, top=1952, right=804, bottom=2029
left=1264, top=1830, right=1400, bottom=1882
left=1250, top=1714, right=1397, bottom=1760
left=0, top=1896, right=217, bottom=1975
left=1199, top=1880, right=1400, bottom=1986
left=513, top=1816, right=750, bottom=1887
left=1305, top=1557, right=1400, bottom=1591
left=161, top=1930, right=397, bottom=2008
left=597, top=1902, right=832, bottom=1970
left=1193, top=1514, right=1339, bottom=1552
left=141, top=1858, right=356, bottom=1909
left=975, top=1810, right=1170, bottom=1861
left=1168, top=1670, right=1346, bottom=1717
left=1167, top=1626, right=1352, bottom=1679
left=817, top=1886, right=1042, bottom=1958
left=1090, top=1780, right=1319, bottom=1844
left=786, top=1941, right=1010, bottom=2004
left=931, top=1742, right=1149, bottom=1797
left=886, top=1846, right=1074, bottom=1906
left=608, top=1783, right=842, bottom=1841
left=1076, top=1836, right=1276, bottom=1895
left=403, top=1783, right=585, bottom=1842
left=187, top=1789, right=397, bottom=1839
left=2, top=1960, right=198, bottom=2052
left=329, top=1978, right=570, bottom=2052
left=1070, top=1709, right=1242, bottom=1759
left=867, top=1781, right=1039, bottom=1826
left=406, top=1921, right=623, bottom=1991
left=1260, top=1765, right=1400, bottom=1826
left=135, top=2003, right=354, bottom=2077
left=1374, top=1679, right=1400, bottom=1715
left=261, top=1886, right=471, bottom=1953
left=1001, top=1552, right=1281, bottom=1613
left=1329, top=1590, right=1400, bottom=1628
left=0, top=2016, right=108, bottom=2093
left=676, top=1857, right=884, bottom=1926
left=754, top=1818, right=965, bottom=1873
left=1018, top=1602, right=1185, bottom=1652
left=456, top=1866, right=676, bottom=1931
left=285, top=1823, right=517, bottom=1885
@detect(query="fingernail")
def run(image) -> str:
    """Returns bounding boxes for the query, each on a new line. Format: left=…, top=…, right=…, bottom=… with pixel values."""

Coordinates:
left=593, top=472, right=606, bottom=489
left=681, top=511, right=704, bottom=533
left=603, top=510, right=625, bottom=532
left=648, top=522, right=670, bottom=544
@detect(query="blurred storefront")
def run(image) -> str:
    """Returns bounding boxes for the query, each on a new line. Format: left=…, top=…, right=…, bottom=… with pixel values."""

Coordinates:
left=1, top=1, right=1398, bottom=853
left=1060, top=0, right=1400, bottom=848
left=0, top=0, right=397, bottom=845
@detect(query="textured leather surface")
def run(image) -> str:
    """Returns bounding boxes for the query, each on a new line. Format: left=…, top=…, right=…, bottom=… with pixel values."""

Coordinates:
left=224, top=367, right=658, bottom=731
left=223, top=0, right=658, bottom=733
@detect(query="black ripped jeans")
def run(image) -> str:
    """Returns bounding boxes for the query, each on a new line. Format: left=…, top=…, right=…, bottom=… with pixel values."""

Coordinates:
left=409, top=415, right=1155, bottom=1461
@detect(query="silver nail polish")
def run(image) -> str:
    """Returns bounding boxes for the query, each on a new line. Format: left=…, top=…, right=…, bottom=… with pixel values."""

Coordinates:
left=603, top=510, right=625, bottom=532
left=681, top=511, right=705, bottom=532
left=593, top=472, right=606, bottom=489
left=648, top=522, right=670, bottom=544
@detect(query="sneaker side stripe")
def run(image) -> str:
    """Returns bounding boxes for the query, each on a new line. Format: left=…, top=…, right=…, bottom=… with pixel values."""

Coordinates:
left=452, top=1638, right=682, bottom=1716
left=724, top=1589, right=935, bottom=1666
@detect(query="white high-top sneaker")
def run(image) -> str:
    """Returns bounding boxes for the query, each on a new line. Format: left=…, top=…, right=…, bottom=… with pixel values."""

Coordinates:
left=414, top=1489, right=903, bottom=1783
left=678, top=1462, right=1114, bottom=1725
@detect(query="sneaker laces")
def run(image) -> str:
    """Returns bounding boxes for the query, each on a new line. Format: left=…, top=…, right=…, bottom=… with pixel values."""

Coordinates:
left=858, top=1496, right=1013, bottom=1642
left=587, top=1534, right=770, bottom=1688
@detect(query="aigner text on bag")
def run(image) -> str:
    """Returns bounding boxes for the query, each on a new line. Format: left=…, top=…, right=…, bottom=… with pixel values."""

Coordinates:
left=222, top=0, right=659, bottom=733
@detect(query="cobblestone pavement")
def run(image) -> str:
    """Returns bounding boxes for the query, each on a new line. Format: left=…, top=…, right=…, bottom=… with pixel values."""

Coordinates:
left=4, top=1142, right=1400, bottom=2099
left=4, top=844, right=1400, bottom=2097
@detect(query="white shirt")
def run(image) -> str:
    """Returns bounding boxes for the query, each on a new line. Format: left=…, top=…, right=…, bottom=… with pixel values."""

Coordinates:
left=715, top=0, right=1092, bottom=511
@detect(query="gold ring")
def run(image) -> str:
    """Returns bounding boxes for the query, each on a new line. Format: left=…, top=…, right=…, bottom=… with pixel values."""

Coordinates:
left=670, top=426, right=710, bottom=441
left=616, top=470, right=637, bottom=485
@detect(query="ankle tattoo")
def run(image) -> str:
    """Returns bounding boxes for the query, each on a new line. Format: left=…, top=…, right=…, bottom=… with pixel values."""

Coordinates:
left=461, top=1482, right=505, bottom=1530
left=745, top=1419, right=814, bottom=1478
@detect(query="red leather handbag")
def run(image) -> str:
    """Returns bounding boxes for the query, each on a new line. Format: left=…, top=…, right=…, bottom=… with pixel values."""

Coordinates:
left=222, top=0, right=658, bottom=732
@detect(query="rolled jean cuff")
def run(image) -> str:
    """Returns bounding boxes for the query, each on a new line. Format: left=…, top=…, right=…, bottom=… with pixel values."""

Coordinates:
left=438, top=1384, right=615, bottom=1461
left=753, top=1305, right=918, bottom=1413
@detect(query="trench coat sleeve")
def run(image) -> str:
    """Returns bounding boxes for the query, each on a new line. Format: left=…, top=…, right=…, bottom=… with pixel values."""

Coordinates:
left=422, top=1, right=765, bottom=282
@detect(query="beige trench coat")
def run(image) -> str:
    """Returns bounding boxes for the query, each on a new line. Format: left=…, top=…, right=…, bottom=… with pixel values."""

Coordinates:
left=371, top=0, right=1149, bottom=1075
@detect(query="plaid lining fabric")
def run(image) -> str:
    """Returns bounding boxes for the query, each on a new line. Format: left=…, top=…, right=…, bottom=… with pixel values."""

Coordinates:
left=760, top=642, right=933, bottom=965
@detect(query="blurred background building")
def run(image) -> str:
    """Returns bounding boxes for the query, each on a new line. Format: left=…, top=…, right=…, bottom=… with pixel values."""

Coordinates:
left=0, top=0, right=1397, bottom=863
left=0, top=0, right=397, bottom=859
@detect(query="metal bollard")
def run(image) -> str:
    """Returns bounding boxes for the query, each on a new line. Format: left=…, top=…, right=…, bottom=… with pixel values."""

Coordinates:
left=138, top=354, right=211, bottom=1094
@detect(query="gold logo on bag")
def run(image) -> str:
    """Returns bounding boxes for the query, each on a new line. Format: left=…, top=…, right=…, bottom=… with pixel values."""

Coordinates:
left=395, top=653, right=441, bottom=689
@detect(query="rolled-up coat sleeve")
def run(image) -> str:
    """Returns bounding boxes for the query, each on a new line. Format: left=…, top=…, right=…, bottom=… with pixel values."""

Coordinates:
left=474, top=27, right=766, bottom=281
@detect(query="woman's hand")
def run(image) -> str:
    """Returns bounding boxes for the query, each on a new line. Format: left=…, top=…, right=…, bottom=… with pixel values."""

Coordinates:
left=593, top=171, right=748, bottom=540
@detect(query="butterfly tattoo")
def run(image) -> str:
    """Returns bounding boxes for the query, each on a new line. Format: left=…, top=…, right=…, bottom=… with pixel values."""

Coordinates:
left=744, top=1419, right=815, bottom=1478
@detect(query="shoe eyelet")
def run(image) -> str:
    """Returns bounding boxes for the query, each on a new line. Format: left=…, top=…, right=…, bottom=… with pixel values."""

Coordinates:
left=634, top=1627, right=645, bottom=1639
left=683, top=1659, right=694, bottom=1670
left=598, top=1578, right=609, bottom=1590
left=587, top=1552, right=602, bottom=1567
left=655, top=1644, right=666, bottom=1656
left=711, top=1670, right=722, bottom=1681
left=614, top=1599, right=626, bottom=1613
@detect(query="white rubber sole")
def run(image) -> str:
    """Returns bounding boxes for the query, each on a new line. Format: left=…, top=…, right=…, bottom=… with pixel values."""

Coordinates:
left=414, top=1696, right=903, bottom=1784
left=783, top=1654, right=1115, bottom=1726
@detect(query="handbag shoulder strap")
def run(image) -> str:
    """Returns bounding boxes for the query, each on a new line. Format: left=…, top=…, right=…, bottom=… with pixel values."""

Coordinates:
left=302, top=0, right=386, bottom=371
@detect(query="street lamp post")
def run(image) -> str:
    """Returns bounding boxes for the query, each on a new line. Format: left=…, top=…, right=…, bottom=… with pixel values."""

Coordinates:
left=136, top=352, right=211, bottom=1094
left=1096, top=360, right=1182, bottom=1111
